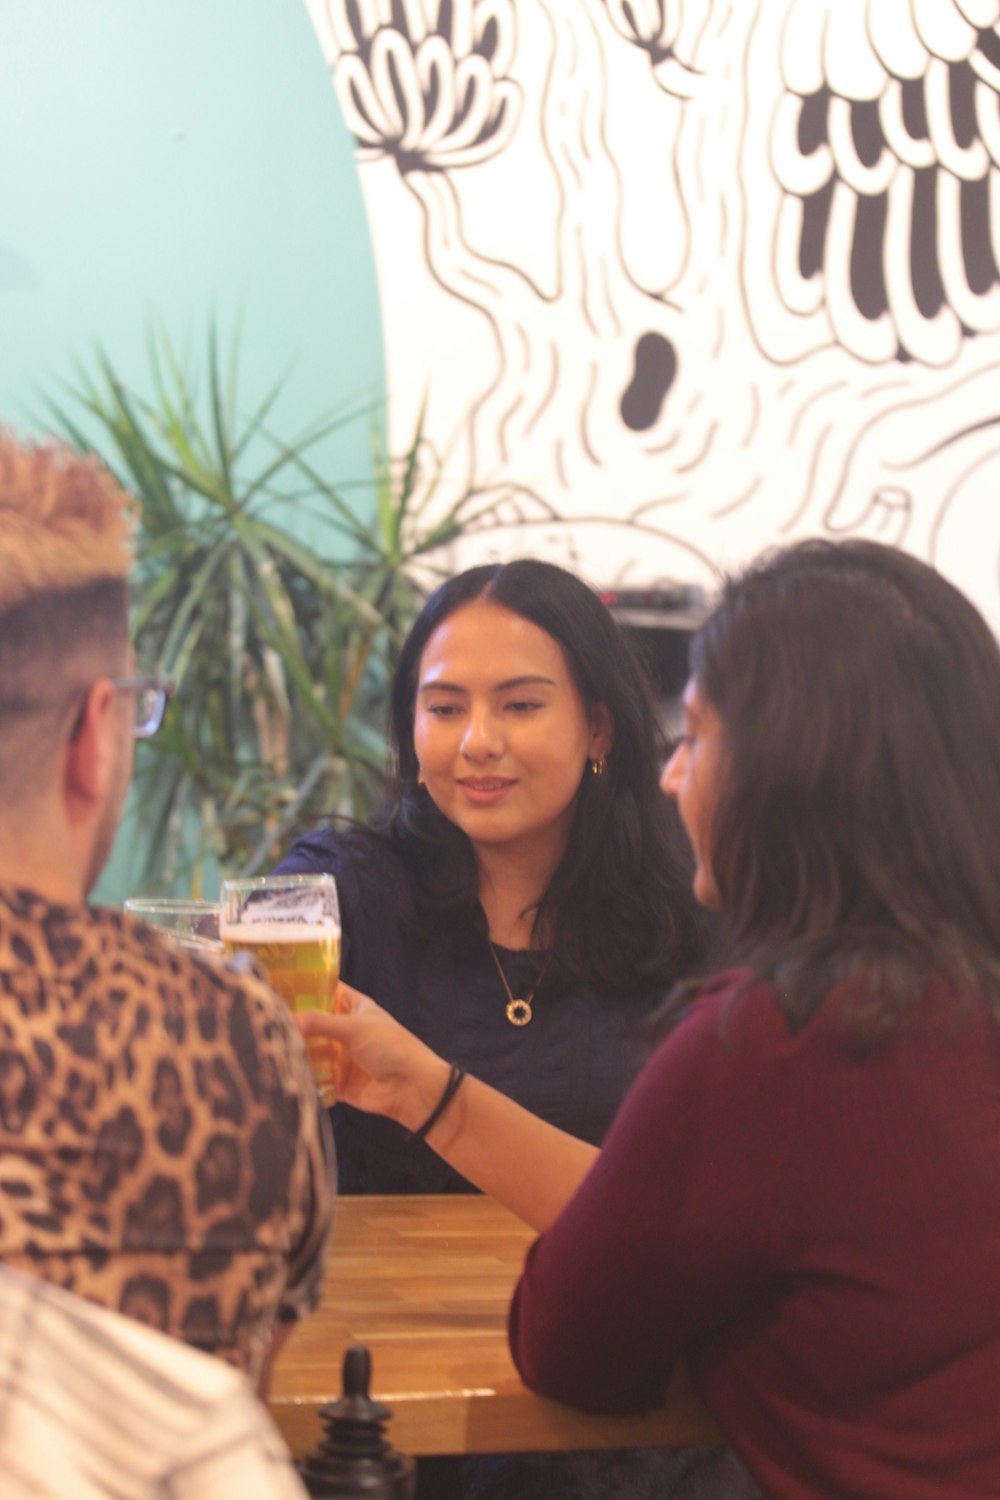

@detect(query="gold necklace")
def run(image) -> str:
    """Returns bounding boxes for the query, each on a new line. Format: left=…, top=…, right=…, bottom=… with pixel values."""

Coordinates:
left=489, top=940, right=543, bottom=1027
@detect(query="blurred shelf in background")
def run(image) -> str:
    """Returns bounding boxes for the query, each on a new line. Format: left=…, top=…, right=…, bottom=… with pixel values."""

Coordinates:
left=601, top=584, right=706, bottom=737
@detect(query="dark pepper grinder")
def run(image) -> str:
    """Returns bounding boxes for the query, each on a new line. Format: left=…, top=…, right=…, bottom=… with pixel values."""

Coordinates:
left=298, top=1344, right=416, bottom=1499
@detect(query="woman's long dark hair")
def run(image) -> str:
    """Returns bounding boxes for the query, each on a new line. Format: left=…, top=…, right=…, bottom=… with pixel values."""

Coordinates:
left=691, top=538, right=1000, bottom=1034
left=375, top=559, right=705, bottom=996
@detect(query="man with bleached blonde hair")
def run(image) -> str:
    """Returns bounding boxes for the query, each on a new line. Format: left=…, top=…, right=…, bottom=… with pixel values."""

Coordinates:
left=0, top=432, right=143, bottom=893
left=0, top=430, right=333, bottom=1390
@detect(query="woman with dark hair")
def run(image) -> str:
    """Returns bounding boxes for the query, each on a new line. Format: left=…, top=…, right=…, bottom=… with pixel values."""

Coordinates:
left=277, top=558, right=705, bottom=1196
left=302, top=539, right=1000, bottom=1498
left=383, top=558, right=699, bottom=1001
left=674, top=537, right=1000, bottom=1025
left=276, top=559, right=749, bottom=1500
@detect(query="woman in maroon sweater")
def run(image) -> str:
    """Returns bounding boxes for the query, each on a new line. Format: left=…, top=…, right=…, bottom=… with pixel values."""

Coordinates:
left=302, top=539, right=1000, bottom=1499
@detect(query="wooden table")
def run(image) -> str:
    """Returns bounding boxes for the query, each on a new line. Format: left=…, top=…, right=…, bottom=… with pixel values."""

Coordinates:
left=269, top=1194, right=722, bottom=1458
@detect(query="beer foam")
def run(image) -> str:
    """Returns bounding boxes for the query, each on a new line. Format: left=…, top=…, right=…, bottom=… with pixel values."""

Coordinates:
left=219, top=920, right=340, bottom=943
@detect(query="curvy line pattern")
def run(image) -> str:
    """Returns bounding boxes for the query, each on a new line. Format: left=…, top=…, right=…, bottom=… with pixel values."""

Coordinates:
left=321, top=0, right=521, bottom=170
left=601, top=0, right=683, bottom=61
left=773, top=0, right=1000, bottom=364
left=599, top=0, right=705, bottom=95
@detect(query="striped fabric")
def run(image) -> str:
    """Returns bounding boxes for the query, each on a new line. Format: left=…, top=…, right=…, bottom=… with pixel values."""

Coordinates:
left=0, top=1266, right=309, bottom=1500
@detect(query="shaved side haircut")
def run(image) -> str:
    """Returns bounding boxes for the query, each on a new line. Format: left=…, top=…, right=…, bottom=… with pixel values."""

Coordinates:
left=0, top=433, right=135, bottom=804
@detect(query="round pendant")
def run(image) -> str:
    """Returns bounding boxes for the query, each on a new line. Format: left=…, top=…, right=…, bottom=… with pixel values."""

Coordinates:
left=506, top=998, right=532, bottom=1027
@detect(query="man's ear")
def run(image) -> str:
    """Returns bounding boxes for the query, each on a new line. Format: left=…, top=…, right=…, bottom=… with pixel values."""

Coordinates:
left=588, top=702, right=614, bottom=759
left=64, top=681, right=118, bottom=815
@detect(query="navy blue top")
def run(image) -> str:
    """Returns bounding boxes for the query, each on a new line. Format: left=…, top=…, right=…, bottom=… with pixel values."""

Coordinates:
left=274, top=826, right=668, bottom=1195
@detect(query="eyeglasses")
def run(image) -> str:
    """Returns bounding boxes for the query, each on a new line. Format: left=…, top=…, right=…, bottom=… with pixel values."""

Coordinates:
left=109, top=674, right=175, bottom=739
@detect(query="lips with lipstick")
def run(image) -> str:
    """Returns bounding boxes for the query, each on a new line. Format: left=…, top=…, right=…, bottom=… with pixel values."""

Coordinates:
left=458, top=777, right=517, bottom=804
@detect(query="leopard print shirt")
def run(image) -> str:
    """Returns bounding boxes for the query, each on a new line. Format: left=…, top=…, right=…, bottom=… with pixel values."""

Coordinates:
left=0, top=887, right=334, bottom=1385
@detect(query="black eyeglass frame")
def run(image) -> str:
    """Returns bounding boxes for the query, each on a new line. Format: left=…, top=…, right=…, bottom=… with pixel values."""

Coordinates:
left=108, top=674, right=175, bottom=739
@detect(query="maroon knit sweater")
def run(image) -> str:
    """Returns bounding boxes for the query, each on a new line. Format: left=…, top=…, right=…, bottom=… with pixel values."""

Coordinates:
left=510, top=970, right=1000, bottom=1499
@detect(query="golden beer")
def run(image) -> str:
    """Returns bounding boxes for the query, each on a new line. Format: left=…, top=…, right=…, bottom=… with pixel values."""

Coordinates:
left=220, top=891, right=343, bottom=1106
left=220, top=870, right=341, bottom=1104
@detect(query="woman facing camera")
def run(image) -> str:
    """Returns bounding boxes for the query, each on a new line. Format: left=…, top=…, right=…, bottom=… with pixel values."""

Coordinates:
left=305, top=540, right=1000, bottom=1499
left=278, top=559, right=756, bottom=1500
left=276, top=558, right=706, bottom=1194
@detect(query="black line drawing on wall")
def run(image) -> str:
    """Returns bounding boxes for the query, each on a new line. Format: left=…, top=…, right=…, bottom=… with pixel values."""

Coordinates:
left=304, top=0, right=1000, bottom=628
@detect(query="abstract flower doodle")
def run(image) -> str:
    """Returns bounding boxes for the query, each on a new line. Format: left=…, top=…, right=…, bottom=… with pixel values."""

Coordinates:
left=325, top=0, right=520, bottom=170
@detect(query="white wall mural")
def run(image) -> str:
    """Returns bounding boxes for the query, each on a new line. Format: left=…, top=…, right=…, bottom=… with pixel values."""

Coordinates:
left=304, top=0, right=1000, bottom=628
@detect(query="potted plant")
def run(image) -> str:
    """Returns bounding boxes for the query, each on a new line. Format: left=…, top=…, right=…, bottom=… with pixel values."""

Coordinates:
left=51, top=322, right=491, bottom=890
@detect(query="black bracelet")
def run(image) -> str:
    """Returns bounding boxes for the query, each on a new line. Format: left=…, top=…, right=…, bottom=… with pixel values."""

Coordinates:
left=410, top=1063, right=466, bottom=1141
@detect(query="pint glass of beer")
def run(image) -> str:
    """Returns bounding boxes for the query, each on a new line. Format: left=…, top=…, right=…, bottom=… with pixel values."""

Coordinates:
left=220, top=873, right=342, bottom=1106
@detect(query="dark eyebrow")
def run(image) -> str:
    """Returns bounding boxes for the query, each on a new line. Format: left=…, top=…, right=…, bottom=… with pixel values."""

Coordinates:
left=416, top=675, right=557, bottom=695
left=416, top=680, right=464, bottom=695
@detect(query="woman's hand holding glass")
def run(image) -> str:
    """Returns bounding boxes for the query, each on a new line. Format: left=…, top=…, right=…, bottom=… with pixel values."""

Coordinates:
left=297, top=987, right=599, bottom=1229
left=295, top=985, right=453, bottom=1131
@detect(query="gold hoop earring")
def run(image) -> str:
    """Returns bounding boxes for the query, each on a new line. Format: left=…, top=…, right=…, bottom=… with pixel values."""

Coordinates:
left=417, top=769, right=426, bottom=787
left=590, top=755, right=607, bottom=777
